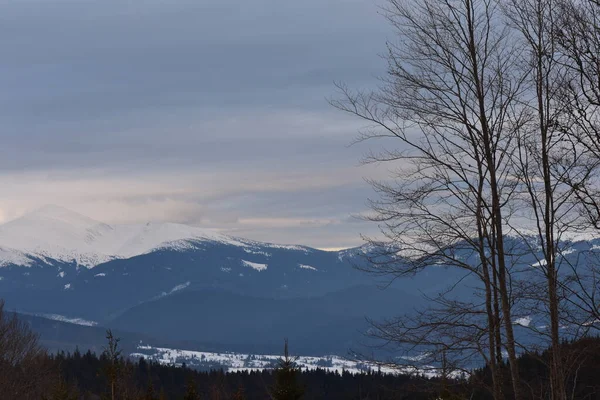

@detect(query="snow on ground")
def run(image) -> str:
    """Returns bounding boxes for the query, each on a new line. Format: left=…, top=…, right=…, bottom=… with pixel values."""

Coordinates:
left=131, top=344, right=402, bottom=375
left=298, top=264, right=318, bottom=271
left=20, top=312, right=99, bottom=327
left=239, top=239, right=310, bottom=253
left=151, top=239, right=204, bottom=254
left=43, top=314, right=97, bottom=326
left=169, top=281, right=191, bottom=294
left=264, top=244, right=308, bottom=252
left=532, top=259, right=548, bottom=267
left=241, top=260, right=268, bottom=271
left=0, top=246, right=32, bottom=267
left=559, top=247, right=577, bottom=256
left=0, top=205, right=251, bottom=268
left=116, top=222, right=249, bottom=258
left=514, top=316, right=532, bottom=327
left=243, top=249, right=271, bottom=257
left=154, top=282, right=192, bottom=300
left=2, top=205, right=600, bottom=270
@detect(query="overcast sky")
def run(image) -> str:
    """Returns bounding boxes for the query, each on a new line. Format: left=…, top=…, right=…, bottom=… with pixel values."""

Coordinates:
left=0, top=0, right=391, bottom=249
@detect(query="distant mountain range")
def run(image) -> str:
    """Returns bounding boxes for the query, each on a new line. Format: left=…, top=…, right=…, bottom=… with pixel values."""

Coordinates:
left=0, top=206, right=411, bottom=354
left=0, top=204, right=276, bottom=268
left=2, top=205, right=600, bottom=358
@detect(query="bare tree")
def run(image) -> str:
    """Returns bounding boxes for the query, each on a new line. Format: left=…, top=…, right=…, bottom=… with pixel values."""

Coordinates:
left=0, top=299, right=52, bottom=400
left=550, top=0, right=600, bottom=333
left=500, top=1, right=586, bottom=399
left=554, top=0, right=600, bottom=229
left=332, top=0, right=527, bottom=398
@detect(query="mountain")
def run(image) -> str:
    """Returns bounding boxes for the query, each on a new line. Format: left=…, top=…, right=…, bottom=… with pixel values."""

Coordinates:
left=12, top=311, right=157, bottom=355
left=2, top=205, right=599, bottom=357
left=109, top=285, right=422, bottom=354
left=0, top=205, right=252, bottom=268
left=0, top=206, right=404, bottom=354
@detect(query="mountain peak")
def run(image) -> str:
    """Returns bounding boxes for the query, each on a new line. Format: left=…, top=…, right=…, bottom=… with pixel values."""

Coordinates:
left=0, top=206, right=252, bottom=268
left=0, top=205, right=117, bottom=267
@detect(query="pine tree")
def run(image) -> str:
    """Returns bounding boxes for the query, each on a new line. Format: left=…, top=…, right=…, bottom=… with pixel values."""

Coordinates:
left=42, top=375, right=79, bottom=400
left=183, top=378, right=201, bottom=400
left=270, top=339, right=304, bottom=400
left=232, top=387, right=246, bottom=400
left=102, top=329, right=122, bottom=400
left=143, top=377, right=156, bottom=400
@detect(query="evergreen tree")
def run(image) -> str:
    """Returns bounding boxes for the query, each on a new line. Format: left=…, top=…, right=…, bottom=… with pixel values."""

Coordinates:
left=232, top=387, right=246, bottom=400
left=183, top=378, right=201, bottom=400
left=270, top=339, right=304, bottom=400
left=102, top=330, right=122, bottom=400
left=143, top=377, right=156, bottom=400
left=42, top=376, right=79, bottom=400
left=158, top=387, right=167, bottom=400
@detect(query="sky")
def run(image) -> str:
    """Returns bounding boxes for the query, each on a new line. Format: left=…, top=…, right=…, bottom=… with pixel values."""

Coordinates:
left=0, top=0, right=391, bottom=249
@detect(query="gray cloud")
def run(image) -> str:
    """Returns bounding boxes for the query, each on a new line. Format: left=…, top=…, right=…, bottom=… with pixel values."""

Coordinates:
left=0, top=0, right=390, bottom=248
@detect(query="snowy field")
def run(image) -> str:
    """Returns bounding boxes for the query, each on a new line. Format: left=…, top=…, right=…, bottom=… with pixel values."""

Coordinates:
left=130, top=344, right=406, bottom=375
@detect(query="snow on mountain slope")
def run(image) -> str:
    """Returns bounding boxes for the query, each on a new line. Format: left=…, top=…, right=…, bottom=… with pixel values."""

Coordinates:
left=0, top=205, right=249, bottom=268
left=0, top=246, right=33, bottom=267
left=241, top=260, right=268, bottom=271
left=0, top=205, right=125, bottom=266
left=113, top=221, right=248, bottom=257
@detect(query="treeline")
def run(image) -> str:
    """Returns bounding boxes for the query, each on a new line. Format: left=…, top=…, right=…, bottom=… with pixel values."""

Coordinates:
left=44, top=346, right=444, bottom=400
left=0, top=325, right=448, bottom=400
left=5, top=296, right=600, bottom=399
left=0, top=299, right=443, bottom=400
left=11, top=334, right=600, bottom=399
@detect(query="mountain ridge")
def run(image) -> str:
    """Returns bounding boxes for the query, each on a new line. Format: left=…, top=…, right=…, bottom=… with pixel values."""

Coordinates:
left=5, top=205, right=600, bottom=356
left=0, top=205, right=320, bottom=268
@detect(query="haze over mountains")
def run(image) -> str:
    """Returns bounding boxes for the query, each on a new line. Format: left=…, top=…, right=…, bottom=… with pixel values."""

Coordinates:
left=0, top=205, right=407, bottom=355
left=0, top=205, right=257, bottom=268
left=2, top=205, right=600, bottom=361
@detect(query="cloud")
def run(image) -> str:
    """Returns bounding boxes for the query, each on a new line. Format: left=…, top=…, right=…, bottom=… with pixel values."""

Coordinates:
left=0, top=0, right=390, bottom=248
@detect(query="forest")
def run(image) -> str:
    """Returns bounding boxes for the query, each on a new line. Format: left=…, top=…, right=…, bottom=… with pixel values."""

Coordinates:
left=3, top=298, right=600, bottom=400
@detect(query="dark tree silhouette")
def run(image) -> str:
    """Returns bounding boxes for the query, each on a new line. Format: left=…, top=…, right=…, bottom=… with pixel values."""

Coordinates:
left=0, top=299, right=53, bottom=400
left=102, top=329, right=122, bottom=400
left=270, top=340, right=304, bottom=400
left=183, top=378, right=201, bottom=400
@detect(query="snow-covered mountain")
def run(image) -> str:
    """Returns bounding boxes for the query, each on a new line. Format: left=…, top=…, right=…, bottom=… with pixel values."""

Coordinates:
left=0, top=205, right=386, bottom=354
left=4, top=205, right=600, bottom=357
left=0, top=205, right=266, bottom=268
